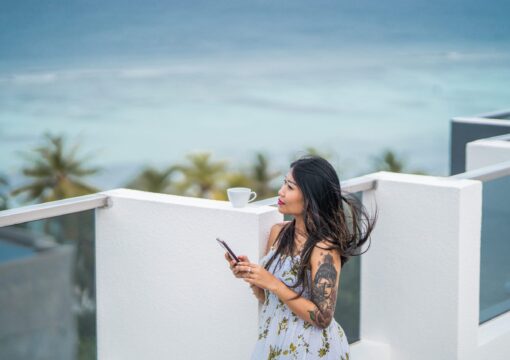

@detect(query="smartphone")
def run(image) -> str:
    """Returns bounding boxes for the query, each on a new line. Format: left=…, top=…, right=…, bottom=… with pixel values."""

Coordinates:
left=216, top=237, right=240, bottom=264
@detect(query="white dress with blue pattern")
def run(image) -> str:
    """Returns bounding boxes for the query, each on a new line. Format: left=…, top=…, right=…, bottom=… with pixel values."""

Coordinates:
left=250, top=247, right=350, bottom=360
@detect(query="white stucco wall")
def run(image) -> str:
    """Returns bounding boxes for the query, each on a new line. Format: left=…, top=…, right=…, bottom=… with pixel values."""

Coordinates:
left=355, top=171, right=482, bottom=360
left=466, top=137, right=510, bottom=170
left=95, top=170, right=510, bottom=359
left=95, top=189, right=281, bottom=360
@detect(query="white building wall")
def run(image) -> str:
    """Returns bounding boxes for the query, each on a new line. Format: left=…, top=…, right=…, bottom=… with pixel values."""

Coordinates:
left=466, top=137, right=510, bottom=170
left=351, top=171, right=482, bottom=360
left=95, top=189, right=281, bottom=360
left=96, top=170, right=509, bottom=359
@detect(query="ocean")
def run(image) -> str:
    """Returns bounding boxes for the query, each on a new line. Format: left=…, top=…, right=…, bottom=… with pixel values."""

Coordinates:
left=1, top=0, right=509, bottom=193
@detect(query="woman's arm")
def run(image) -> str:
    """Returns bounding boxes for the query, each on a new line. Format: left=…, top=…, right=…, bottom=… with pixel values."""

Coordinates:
left=249, top=223, right=285, bottom=303
left=250, top=284, right=265, bottom=303
left=241, top=242, right=342, bottom=329
left=228, top=222, right=286, bottom=303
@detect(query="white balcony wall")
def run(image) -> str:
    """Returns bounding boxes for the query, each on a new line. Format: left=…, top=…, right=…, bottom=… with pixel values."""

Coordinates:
left=466, top=137, right=510, bottom=170
left=95, top=170, right=510, bottom=359
left=351, top=171, right=483, bottom=360
left=95, top=189, right=281, bottom=360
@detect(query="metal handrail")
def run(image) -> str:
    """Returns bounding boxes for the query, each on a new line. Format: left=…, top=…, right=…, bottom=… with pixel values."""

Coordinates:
left=451, top=116, right=510, bottom=126
left=0, top=193, right=111, bottom=228
left=470, top=108, right=510, bottom=119
left=252, top=175, right=378, bottom=206
left=473, top=133, right=510, bottom=142
left=0, top=176, right=377, bottom=228
left=452, top=108, right=510, bottom=125
left=449, top=160, right=510, bottom=182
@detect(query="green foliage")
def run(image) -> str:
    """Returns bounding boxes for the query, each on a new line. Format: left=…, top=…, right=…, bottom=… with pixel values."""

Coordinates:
left=125, top=165, right=180, bottom=193
left=0, top=173, right=9, bottom=210
left=77, top=336, right=96, bottom=360
left=248, top=152, right=282, bottom=199
left=369, top=148, right=428, bottom=175
left=171, top=152, right=229, bottom=199
left=11, top=132, right=102, bottom=203
left=8, top=132, right=424, bottom=359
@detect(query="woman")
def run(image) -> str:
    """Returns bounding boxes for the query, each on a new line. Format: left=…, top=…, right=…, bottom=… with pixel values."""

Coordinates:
left=225, top=155, right=377, bottom=359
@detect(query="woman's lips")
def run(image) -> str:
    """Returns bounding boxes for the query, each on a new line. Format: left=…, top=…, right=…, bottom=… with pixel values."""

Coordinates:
left=278, top=199, right=285, bottom=205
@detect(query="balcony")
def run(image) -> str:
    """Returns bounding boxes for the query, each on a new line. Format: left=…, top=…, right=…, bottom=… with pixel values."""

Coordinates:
left=1, top=111, right=510, bottom=359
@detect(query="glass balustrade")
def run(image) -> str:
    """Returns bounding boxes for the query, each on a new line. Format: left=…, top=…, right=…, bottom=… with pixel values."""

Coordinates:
left=0, top=210, right=96, bottom=360
left=479, top=174, right=510, bottom=323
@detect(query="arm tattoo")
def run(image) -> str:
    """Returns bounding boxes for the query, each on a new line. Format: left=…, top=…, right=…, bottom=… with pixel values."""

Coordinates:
left=309, top=252, right=338, bottom=328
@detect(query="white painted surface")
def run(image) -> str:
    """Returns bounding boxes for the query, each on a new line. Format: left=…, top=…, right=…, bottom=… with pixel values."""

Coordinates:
left=359, top=171, right=482, bottom=360
left=95, top=189, right=281, bottom=360
left=350, top=339, right=391, bottom=359
left=95, top=168, right=510, bottom=359
left=466, top=138, right=510, bottom=170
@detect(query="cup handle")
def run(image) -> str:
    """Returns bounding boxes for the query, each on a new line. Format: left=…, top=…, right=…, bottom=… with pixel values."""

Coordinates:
left=248, top=191, right=257, bottom=203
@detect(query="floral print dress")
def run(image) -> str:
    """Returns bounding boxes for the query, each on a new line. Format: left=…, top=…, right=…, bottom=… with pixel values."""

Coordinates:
left=250, top=247, right=350, bottom=360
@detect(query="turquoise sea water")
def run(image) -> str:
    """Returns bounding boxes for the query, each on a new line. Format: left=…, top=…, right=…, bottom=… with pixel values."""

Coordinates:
left=1, top=1, right=509, bottom=191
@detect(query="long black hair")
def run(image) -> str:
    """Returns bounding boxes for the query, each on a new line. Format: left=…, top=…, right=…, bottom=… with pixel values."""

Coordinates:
left=264, top=154, right=378, bottom=299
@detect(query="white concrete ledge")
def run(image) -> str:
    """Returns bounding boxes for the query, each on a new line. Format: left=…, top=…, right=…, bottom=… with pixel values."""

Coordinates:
left=466, top=137, right=510, bottom=170
left=350, top=339, right=391, bottom=359
left=101, top=188, right=274, bottom=214
left=95, top=171, right=510, bottom=359
left=478, top=311, right=510, bottom=348
left=360, top=171, right=482, bottom=360
left=96, top=188, right=282, bottom=360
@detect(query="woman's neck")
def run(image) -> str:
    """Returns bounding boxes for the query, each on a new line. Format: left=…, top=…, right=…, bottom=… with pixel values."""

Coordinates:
left=294, top=215, right=306, bottom=234
left=293, top=216, right=308, bottom=245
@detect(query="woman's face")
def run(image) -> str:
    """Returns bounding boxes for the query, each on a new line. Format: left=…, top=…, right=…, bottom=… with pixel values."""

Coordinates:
left=277, top=170, right=304, bottom=216
left=317, top=277, right=334, bottom=298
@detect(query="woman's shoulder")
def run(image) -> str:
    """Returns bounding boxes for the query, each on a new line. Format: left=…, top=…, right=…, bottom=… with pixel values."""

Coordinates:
left=311, top=239, right=342, bottom=266
left=265, top=221, right=290, bottom=255
left=271, top=221, right=291, bottom=239
left=313, top=238, right=341, bottom=252
left=274, top=220, right=291, bottom=229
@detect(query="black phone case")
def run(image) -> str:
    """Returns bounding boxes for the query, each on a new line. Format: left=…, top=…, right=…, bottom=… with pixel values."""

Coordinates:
left=216, top=238, right=240, bottom=263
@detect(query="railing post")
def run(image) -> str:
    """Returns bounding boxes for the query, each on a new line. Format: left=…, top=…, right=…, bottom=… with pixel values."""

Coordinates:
left=359, top=171, right=482, bottom=360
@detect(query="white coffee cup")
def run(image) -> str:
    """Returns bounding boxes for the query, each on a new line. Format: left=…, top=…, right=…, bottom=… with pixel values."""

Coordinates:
left=227, top=187, right=257, bottom=208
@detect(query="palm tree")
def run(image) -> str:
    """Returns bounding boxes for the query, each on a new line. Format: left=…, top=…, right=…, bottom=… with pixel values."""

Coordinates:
left=369, top=148, right=428, bottom=175
left=224, top=171, right=253, bottom=189
left=10, top=132, right=102, bottom=317
left=172, top=152, right=228, bottom=199
left=303, top=146, right=334, bottom=160
left=248, top=152, right=281, bottom=200
left=289, top=146, right=333, bottom=163
left=210, top=171, right=253, bottom=200
left=125, top=165, right=180, bottom=193
left=288, top=146, right=351, bottom=179
left=11, top=132, right=102, bottom=203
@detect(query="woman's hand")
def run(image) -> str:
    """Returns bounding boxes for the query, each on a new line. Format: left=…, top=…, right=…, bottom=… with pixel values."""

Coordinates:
left=236, top=260, right=281, bottom=292
left=224, top=253, right=270, bottom=303
left=224, top=253, right=251, bottom=279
